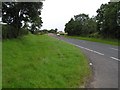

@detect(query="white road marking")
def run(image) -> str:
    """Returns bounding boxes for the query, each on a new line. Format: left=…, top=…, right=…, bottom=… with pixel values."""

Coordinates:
left=110, top=57, right=120, bottom=61
left=57, top=38, right=120, bottom=62
left=70, top=43, right=104, bottom=56
left=84, top=48, right=93, bottom=52
left=110, top=48, right=118, bottom=51
left=93, top=51, right=104, bottom=56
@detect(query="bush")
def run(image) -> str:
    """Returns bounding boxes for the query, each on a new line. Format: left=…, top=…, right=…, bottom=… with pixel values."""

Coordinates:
left=2, top=25, right=28, bottom=39
left=88, top=32, right=100, bottom=38
left=2, top=25, right=18, bottom=39
left=19, top=28, right=29, bottom=36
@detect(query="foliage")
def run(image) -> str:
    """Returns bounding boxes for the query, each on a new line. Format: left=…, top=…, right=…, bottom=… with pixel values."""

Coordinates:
left=35, top=28, right=58, bottom=35
left=38, top=29, right=49, bottom=34
left=96, top=2, right=120, bottom=38
left=2, top=25, right=28, bottom=39
left=64, top=14, right=97, bottom=36
left=2, top=2, right=43, bottom=38
left=48, top=28, right=58, bottom=33
left=64, top=2, right=120, bottom=39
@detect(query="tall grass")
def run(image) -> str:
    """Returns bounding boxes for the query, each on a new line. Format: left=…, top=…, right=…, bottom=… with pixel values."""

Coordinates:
left=2, top=34, right=91, bottom=88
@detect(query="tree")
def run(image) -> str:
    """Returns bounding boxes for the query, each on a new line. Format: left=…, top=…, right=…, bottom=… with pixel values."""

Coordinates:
left=64, top=14, right=97, bottom=36
left=64, top=18, right=76, bottom=35
left=48, top=29, right=57, bottom=33
left=55, top=28, right=58, bottom=33
left=65, top=2, right=120, bottom=39
left=96, top=2, right=120, bottom=38
left=2, top=2, right=43, bottom=38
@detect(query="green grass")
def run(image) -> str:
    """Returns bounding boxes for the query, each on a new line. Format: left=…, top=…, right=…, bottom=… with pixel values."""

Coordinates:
left=3, top=34, right=91, bottom=88
left=64, top=35, right=119, bottom=46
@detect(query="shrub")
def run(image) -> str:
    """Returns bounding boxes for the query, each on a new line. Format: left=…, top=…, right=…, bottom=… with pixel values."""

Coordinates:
left=88, top=32, right=100, bottom=38
left=2, top=25, right=28, bottom=39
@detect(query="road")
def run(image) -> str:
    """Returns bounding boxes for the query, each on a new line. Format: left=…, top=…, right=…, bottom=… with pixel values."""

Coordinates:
left=52, top=34, right=119, bottom=88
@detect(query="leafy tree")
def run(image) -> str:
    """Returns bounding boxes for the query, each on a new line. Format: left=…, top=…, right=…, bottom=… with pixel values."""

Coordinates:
left=2, top=2, right=43, bottom=38
left=65, top=2, right=120, bottom=39
left=49, top=29, right=57, bottom=33
left=84, top=16, right=97, bottom=35
left=64, top=14, right=97, bottom=36
left=55, top=28, right=58, bottom=33
left=64, top=18, right=77, bottom=35
left=96, top=2, right=120, bottom=38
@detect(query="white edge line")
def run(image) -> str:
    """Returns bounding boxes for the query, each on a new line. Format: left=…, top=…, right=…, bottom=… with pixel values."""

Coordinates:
left=110, top=57, right=120, bottom=61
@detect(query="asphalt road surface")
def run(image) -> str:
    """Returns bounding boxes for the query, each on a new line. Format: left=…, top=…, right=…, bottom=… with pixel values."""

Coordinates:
left=51, top=34, right=119, bottom=88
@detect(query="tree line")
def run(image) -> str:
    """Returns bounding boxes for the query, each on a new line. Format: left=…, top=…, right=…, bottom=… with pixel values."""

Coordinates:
left=39, top=28, right=58, bottom=34
left=2, top=2, right=43, bottom=39
left=64, top=2, right=120, bottom=39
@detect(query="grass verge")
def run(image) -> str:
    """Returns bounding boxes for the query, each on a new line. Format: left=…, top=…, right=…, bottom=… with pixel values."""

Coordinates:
left=3, top=34, right=91, bottom=88
left=64, top=35, right=119, bottom=46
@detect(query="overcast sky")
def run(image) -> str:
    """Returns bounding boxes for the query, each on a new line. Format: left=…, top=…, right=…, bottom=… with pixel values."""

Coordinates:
left=41, top=0, right=110, bottom=31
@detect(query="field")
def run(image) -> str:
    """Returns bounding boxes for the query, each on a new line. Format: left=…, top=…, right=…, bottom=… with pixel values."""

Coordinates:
left=2, top=34, right=91, bottom=88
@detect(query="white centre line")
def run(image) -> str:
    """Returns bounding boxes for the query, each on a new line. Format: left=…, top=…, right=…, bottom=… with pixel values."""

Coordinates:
left=110, top=57, right=120, bottom=61
left=71, top=43, right=104, bottom=56
left=58, top=39, right=120, bottom=62
left=93, top=51, right=104, bottom=56
left=110, top=48, right=119, bottom=51
left=84, top=48, right=93, bottom=52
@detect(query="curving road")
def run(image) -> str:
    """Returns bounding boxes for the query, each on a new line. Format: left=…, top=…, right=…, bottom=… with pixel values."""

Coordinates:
left=51, top=34, right=119, bottom=88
